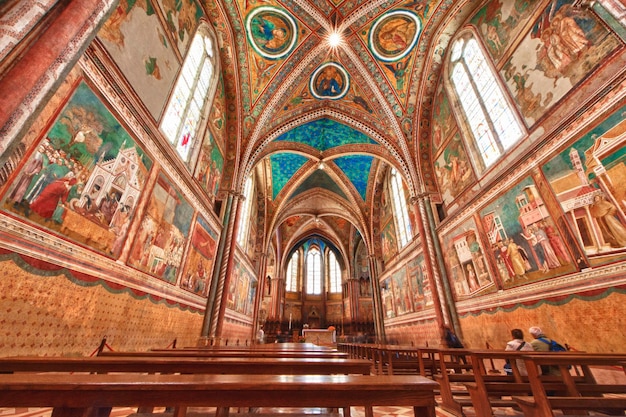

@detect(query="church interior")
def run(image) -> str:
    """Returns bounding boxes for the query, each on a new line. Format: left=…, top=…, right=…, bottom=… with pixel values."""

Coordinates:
left=2, top=0, right=626, bottom=385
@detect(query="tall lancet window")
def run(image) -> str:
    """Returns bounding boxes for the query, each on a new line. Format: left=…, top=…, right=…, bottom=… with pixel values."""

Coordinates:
left=328, top=250, right=342, bottom=293
left=306, top=247, right=322, bottom=295
left=390, top=168, right=412, bottom=248
left=286, top=251, right=300, bottom=293
left=236, top=176, right=253, bottom=248
left=161, top=27, right=217, bottom=163
left=449, top=33, right=524, bottom=171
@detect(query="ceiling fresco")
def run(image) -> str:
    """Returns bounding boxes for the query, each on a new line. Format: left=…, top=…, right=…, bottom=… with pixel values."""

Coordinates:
left=198, top=0, right=472, bottom=256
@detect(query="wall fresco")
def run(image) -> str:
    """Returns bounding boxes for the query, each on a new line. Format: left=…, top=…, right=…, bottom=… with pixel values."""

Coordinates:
left=501, top=1, right=621, bottom=125
left=407, top=253, right=433, bottom=311
left=180, top=216, right=217, bottom=296
left=128, top=172, right=193, bottom=283
left=440, top=217, right=495, bottom=300
left=2, top=81, right=152, bottom=257
left=470, top=0, right=541, bottom=62
left=226, top=257, right=258, bottom=316
left=98, top=0, right=179, bottom=120
left=542, top=103, right=626, bottom=264
left=380, top=276, right=395, bottom=318
left=480, top=176, right=576, bottom=288
left=194, top=130, right=223, bottom=204
left=434, top=133, right=476, bottom=206
left=381, top=178, right=398, bottom=265
left=155, top=0, right=203, bottom=56
left=391, top=266, right=413, bottom=316
left=431, top=83, right=456, bottom=153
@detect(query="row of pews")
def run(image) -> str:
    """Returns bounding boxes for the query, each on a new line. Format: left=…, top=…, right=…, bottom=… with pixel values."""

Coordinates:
left=0, top=341, right=438, bottom=417
left=338, top=343, right=626, bottom=416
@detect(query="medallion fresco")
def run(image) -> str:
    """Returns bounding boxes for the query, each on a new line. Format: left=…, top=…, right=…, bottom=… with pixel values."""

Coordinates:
left=407, top=253, right=434, bottom=312
left=479, top=176, right=575, bottom=289
left=434, top=133, right=476, bottom=206
left=440, top=217, right=494, bottom=300
left=180, top=216, right=217, bottom=296
left=2, top=81, right=152, bottom=257
left=246, top=6, right=297, bottom=60
left=226, top=257, right=257, bottom=316
left=128, top=173, right=193, bottom=283
left=542, top=103, right=626, bottom=264
left=98, top=0, right=179, bottom=119
left=310, top=62, right=350, bottom=100
left=501, top=0, right=621, bottom=125
left=470, top=0, right=541, bottom=62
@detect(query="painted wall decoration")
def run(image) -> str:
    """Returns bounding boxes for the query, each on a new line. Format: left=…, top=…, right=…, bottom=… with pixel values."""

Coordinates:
left=431, top=83, right=456, bottom=152
left=440, top=217, right=494, bottom=299
left=98, top=0, right=179, bottom=120
left=3, top=81, right=152, bottom=257
left=434, top=133, right=476, bottom=206
left=470, top=0, right=541, bottom=61
left=155, top=0, right=203, bottom=55
left=407, top=253, right=433, bottom=311
left=208, top=76, right=227, bottom=149
left=180, top=216, right=217, bottom=296
left=369, top=9, right=421, bottom=62
left=542, top=103, right=626, bottom=263
left=501, top=1, right=621, bottom=125
left=128, top=173, right=193, bottom=283
left=380, top=277, right=395, bottom=318
left=310, top=62, right=350, bottom=100
left=245, top=6, right=298, bottom=60
left=380, top=178, right=398, bottom=265
left=194, top=130, right=224, bottom=204
left=226, top=257, right=258, bottom=316
left=480, top=176, right=576, bottom=288
left=391, top=266, right=413, bottom=316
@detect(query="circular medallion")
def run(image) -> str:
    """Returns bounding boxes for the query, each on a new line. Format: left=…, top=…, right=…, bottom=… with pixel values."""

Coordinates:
left=369, top=10, right=421, bottom=62
left=309, top=62, right=350, bottom=100
left=246, top=6, right=298, bottom=60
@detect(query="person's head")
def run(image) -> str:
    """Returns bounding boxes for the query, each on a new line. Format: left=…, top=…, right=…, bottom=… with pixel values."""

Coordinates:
left=529, top=326, right=543, bottom=338
left=511, top=328, right=524, bottom=340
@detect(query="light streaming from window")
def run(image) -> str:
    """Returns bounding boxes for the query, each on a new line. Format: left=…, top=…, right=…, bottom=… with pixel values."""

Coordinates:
left=328, top=251, right=342, bottom=293
left=390, top=168, right=412, bottom=247
left=161, top=33, right=214, bottom=162
left=306, top=247, right=322, bottom=295
left=286, top=251, right=299, bottom=292
left=450, top=36, right=523, bottom=169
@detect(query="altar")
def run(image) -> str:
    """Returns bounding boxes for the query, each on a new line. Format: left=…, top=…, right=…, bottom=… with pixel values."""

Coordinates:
left=302, top=328, right=336, bottom=346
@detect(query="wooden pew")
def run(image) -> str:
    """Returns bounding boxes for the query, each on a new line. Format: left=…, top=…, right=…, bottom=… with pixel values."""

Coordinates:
left=0, top=373, right=439, bottom=417
left=0, top=356, right=372, bottom=376
left=100, top=349, right=348, bottom=359
left=513, top=354, right=626, bottom=417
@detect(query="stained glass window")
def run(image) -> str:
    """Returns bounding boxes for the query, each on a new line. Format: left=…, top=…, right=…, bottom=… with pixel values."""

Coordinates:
left=450, top=35, right=524, bottom=170
left=286, top=251, right=299, bottom=293
left=236, top=177, right=253, bottom=248
left=161, top=31, right=215, bottom=162
left=306, top=247, right=322, bottom=295
left=328, top=251, right=341, bottom=293
left=390, top=168, right=412, bottom=248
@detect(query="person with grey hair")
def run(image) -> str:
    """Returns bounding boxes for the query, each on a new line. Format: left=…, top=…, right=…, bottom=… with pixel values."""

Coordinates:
left=529, top=326, right=561, bottom=375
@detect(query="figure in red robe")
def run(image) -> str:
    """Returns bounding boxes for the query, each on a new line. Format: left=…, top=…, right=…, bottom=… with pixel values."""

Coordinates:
left=29, top=177, right=77, bottom=219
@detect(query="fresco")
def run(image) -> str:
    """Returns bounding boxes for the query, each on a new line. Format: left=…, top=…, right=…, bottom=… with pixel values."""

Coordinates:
left=194, top=130, right=224, bottom=204
left=501, top=0, right=621, bottom=125
left=542, top=103, right=626, bottom=263
left=245, top=6, right=298, bottom=60
left=128, top=173, right=193, bottom=282
left=407, top=253, right=433, bottom=311
left=434, top=133, right=476, bottom=206
left=369, top=9, right=421, bottom=62
left=440, top=217, right=494, bottom=299
left=310, top=62, right=350, bottom=100
left=380, top=277, right=395, bottom=318
left=274, top=118, right=378, bottom=150
left=391, top=266, right=413, bottom=316
left=226, top=258, right=258, bottom=316
left=155, top=0, right=203, bottom=55
left=180, top=216, right=217, bottom=296
left=208, top=77, right=227, bottom=149
left=270, top=153, right=309, bottom=199
left=333, top=155, right=373, bottom=200
left=380, top=180, right=398, bottom=265
left=3, top=81, right=152, bottom=257
left=480, top=176, right=576, bottom=288
left=470, top=0, right=541, bottom=61
left=98, top=0, right=179, bottom=119
left=431, top=83, right=456, bottom=152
